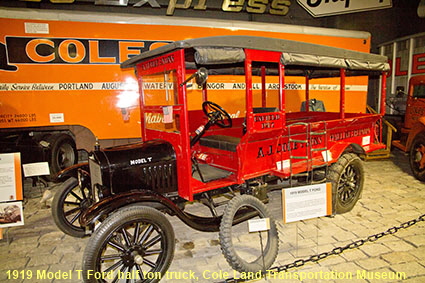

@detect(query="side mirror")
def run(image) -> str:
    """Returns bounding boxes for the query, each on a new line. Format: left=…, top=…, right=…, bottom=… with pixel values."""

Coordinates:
left=195, top=67, right=208, bottom=86
left=180, top=67, right=208, bottom=87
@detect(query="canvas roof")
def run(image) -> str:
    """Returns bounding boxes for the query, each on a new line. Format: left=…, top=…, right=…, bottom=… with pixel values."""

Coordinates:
left=121, top=35, right=389, bottom=72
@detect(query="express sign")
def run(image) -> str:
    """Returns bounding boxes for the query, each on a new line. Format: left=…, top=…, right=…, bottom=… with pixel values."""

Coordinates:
left=20, top=0, right=292, bottom=16
left=297, top=0, right=392, bottom=17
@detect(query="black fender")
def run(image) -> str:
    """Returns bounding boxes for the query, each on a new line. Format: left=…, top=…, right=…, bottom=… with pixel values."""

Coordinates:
left=348, top=143, right=366, bottom=155
left=80, top=190, right=258, bottom=232
left=54, top=162, right=89, bottom=183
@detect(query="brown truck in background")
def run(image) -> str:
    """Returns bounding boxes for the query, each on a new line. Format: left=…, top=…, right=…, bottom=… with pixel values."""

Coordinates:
left=392, top=75, right=425, bottom=181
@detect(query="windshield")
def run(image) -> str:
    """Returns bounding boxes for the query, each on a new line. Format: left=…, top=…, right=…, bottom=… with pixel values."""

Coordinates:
left=413, top=84, right=425, bottom=98
left=141, top=70, right=180, bottom=133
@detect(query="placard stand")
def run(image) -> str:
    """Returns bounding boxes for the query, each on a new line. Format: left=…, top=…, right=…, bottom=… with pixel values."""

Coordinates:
left=0, top=228, right=11, bottom=244
left=23, top=161, right=51, bottom=199
left=282, top=183, right=332, bottom=258
left=295, top=218, right=319, bottom=258
left=248, top=218, right=270, bottom=274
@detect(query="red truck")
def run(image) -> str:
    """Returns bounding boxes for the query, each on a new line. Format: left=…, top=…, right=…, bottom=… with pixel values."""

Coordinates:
left=392, top=75, right=425, bottom=181
left=51, top=35, right=389, bottom=280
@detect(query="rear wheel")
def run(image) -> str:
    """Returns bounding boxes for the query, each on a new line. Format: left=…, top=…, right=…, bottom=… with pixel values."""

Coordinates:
left=82, top=206, right=175, bottom=283
left=327, top=153, right=364, bottom=214
left=219, top=195, right=278, bottom=273
left=47, top=133, right=78, bottom=178
left=409, top=132, right=425, bottom=181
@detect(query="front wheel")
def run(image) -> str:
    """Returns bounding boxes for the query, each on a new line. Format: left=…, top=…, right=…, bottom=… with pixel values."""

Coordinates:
left=219, top=195, right=278, bottom=274
left=82, top=205, right=175, bottom=283
left=409, top=132, right=425, bottom=181
left=327, top=153, right=364, bottom=214
left=52, top=177, right=92, bottom=237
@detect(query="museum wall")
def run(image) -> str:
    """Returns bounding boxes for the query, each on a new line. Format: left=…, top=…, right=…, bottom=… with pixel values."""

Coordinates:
left=1, top=0, right=424, bottom=52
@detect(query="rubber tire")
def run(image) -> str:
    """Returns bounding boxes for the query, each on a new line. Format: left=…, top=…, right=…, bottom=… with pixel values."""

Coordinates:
left=219, top=195, right=278, bottom=273
left=327, top=153, right=364, bottom=214
left=47, top=133, right=78, bottom=178
left=51, top=177, right=87, bottom=238
left=409, top=132, right=425, bottom=181
left=82, top=205, right=175, bottom=283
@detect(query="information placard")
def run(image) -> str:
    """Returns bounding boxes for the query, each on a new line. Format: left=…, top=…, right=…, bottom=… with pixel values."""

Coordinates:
left=282, top=183, right=332, bottom=223
left=0, top=153, right=23, bottom=202
left=22, top=162, right=50, bottom=177
left=248, top=218, right=270, bottom=233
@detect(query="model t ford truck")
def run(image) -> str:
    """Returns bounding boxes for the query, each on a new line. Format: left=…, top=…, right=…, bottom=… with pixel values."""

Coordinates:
left=51, top=36, right=389, bottom=281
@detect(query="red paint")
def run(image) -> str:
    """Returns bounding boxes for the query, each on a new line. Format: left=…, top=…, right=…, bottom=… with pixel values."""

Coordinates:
left=135, top=45, right=387, bottom=201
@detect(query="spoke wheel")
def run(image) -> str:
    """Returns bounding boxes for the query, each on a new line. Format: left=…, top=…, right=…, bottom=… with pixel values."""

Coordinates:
left=52, top=177, right=92, bottom=237
left=327, top=153, right=364, bottom=214
left=409, top=132, right=425, bottom=181
left=83, top=206, right=174, bottom=283
left=219, top=195, right=278, bottom=274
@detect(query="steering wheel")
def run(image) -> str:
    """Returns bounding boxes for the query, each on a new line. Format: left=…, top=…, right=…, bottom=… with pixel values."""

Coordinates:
left=202, top=101, right=232, bottom=128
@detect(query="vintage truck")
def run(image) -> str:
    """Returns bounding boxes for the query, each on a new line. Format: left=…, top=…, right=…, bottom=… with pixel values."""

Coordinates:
left=51, top=35, right=389, bottom=281
left=392, top=75, right=425, bottom=181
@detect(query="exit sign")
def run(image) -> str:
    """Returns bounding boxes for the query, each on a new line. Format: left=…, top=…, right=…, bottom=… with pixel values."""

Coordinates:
left=297, top=0, right=393, bottom=18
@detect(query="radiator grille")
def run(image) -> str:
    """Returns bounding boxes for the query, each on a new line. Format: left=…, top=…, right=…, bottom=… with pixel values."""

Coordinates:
left=141, top=161, right=177, bottom=194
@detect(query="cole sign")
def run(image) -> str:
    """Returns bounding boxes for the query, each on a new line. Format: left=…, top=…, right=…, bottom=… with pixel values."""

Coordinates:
left=297, top=0, right=392, bottom=17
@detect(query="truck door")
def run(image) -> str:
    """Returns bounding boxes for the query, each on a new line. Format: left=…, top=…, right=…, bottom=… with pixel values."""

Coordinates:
left=405, top=78, right=425, bottom=130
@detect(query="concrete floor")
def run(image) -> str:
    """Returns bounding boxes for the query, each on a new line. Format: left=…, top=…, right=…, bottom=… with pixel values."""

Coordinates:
left=1, top=149, right=424, bottom=282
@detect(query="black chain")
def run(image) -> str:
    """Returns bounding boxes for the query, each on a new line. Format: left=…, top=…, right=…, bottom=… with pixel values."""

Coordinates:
left=221, top=213, right=425, bottom=283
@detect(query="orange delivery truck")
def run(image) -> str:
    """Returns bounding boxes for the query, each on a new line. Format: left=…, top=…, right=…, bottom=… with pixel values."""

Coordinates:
left=0, top=7, right=375, bottom=178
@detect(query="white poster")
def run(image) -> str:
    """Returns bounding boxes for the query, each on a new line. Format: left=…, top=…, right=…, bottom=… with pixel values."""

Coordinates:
left=282, top=183, right=332, bottom=223
left=0, top=153, right=22, bottom=202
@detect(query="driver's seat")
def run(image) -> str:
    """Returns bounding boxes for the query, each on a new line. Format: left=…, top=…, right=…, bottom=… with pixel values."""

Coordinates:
left=199, top=135, right=240, bottom=152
